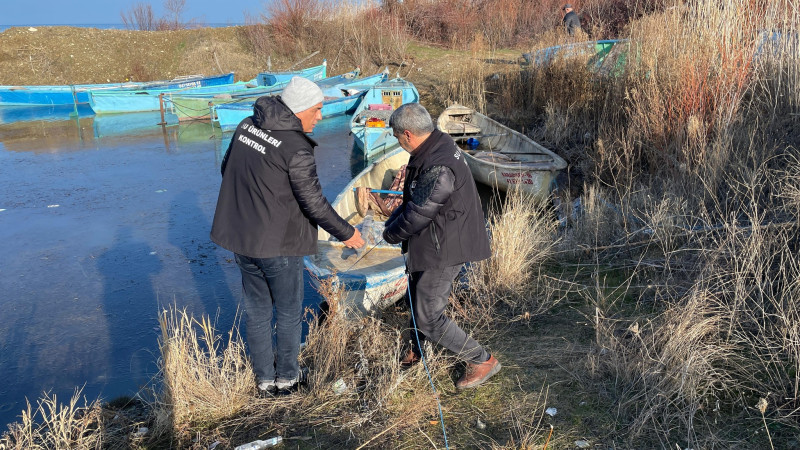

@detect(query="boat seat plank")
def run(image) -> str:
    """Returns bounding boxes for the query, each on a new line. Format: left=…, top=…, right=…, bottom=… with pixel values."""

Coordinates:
left=443, top=122, right=481, bottom=134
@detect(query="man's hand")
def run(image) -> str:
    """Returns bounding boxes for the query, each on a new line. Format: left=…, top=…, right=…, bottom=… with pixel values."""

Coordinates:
left=382, top=227, right=401, bottom=245
left=343, top=228, right=365, bottom=249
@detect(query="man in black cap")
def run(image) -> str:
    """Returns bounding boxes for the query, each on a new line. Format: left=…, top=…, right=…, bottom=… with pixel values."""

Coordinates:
left=562, top=3, right=582, bottom=36
left=211, top=76, right=365, bottom=396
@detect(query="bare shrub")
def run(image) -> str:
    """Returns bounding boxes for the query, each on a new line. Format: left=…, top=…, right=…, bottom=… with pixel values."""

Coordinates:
left=162, top=0, right=187, bottom=30
left=398, top=0, right=480, bottom=49
left=321, top=2, right=410, bottom=71
left=433, top=35, right=488, bottom=112
left=267, top=0, right=323, bottom=55
left=121, top=1, right=190, bottom=31
left=152, top=307, right=253, bottom=434
left=0, top=390, right=104, bottom=449
left=246, top=0, right=409, bottom=74
left=121, top=3, right=157, bottom=31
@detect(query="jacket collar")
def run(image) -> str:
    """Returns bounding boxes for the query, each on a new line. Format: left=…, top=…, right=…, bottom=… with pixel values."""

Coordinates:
left=409, top=129, right=444, bottom=166
left=252, top=96, right=318, bottom=146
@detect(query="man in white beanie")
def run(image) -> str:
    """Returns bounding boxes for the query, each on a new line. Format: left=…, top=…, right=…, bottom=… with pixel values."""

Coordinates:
left=211, top=75, right=364, bottom=396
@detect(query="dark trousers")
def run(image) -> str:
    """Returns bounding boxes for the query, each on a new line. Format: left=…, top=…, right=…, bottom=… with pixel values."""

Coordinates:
left=408, top=264, right=489, bottom=364
left=235, top=254, right=303, bottom=383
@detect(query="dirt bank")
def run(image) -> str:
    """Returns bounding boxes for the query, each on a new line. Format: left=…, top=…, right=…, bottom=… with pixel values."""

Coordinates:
left=0, top=26, right=261, bottom=85
left=0, top=26, right=523, bottom=115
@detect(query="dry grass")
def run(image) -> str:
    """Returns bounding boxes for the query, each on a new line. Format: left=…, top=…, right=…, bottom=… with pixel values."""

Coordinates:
left=432, top=35, right=489, bottom=113
left=0, top=390, right=104, bottom=449
left=151, top=307, right=254, bottom=435
left=297, top=273, right=451, bottom=439
left=465, top=188, right=558, bottom=299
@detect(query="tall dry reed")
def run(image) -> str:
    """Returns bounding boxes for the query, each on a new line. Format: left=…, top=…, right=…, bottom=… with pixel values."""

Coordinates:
left=456, top=188, right=562, bottom=329
left=0, top=390, right=104, bottom=450
left=152, top=307, right=253, bottom=434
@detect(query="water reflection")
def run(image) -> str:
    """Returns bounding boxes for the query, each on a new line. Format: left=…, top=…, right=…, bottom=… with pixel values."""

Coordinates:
left=0, top=111, right=358, bottom=426
left=0, top=104, right=94, bottom=124
left=95, top=225, right=163, bottom=389
left=168, top=190, right=234, bottom=321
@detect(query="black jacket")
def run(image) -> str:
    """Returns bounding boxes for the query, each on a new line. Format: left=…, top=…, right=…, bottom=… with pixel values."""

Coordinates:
left=563, top=11, right=581, bottom=36
left=383, top=130, right=491, bottom=272
left=210, top=96, right=354, bottom=258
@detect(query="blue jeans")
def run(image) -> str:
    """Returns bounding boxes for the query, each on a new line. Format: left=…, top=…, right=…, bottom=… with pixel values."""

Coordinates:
left=235, top=254, right=303, bottom=383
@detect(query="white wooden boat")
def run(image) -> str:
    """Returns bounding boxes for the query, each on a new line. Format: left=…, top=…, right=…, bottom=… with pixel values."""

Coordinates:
left=303, top=146, right=410, bottom=317
left=437, top=104, right=567, bottom=198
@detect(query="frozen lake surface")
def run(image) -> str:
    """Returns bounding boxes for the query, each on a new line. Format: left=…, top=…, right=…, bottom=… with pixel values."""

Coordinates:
left=0, top=108, right=362, bottom=426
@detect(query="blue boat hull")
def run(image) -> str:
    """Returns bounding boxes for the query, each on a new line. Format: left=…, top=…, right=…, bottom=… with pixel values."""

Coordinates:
left=88, top=73, right=238, bottom=114
left=0, top=73, right=236, bottom=107
left=212, top=71, right=388, bottom=131
left=256, top=61, right=327, bottom=86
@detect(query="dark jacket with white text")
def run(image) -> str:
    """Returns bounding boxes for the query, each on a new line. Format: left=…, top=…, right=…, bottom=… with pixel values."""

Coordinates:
left=210, top=96, right=354, bottom=258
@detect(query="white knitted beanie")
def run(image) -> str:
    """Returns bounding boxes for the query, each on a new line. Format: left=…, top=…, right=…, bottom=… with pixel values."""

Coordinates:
left=281, top=76, right=324, bottom=113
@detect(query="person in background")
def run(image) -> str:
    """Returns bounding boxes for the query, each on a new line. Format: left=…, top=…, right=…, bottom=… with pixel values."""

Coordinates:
left=562, top=3, right=582, bottom=36
left=210, top=76, right=365, bottom=396
left=383, top=103, right=501, bottom=390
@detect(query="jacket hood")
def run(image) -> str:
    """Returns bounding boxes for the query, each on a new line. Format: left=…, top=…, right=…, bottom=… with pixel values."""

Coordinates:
left=253, top=96, right=304, bottom=132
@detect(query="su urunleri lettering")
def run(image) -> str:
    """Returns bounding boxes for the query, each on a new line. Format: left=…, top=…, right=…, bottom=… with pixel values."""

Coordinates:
left=244, top=124, right=283, bottom=148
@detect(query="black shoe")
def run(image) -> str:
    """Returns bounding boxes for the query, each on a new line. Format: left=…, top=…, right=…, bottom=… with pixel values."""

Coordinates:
left=276, top=367, right=309, bottom=394
left=257, top=380, right=277, bottom=397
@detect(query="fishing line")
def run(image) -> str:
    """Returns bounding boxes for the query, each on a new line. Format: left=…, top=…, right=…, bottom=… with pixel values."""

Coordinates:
left=343, top=238, right=384, bottom=272
left=403, top=253, right=450, bottom=449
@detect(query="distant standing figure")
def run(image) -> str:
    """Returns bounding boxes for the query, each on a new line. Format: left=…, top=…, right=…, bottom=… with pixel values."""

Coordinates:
left=382, top=102, right=501, bottom=390
left=210, top=76, right=365, bottom=396
left=562, top=3, right=582, bottom=36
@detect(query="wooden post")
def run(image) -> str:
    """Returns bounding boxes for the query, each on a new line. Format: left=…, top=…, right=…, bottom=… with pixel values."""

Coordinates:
left=158, top=93, right=167, bottom=125
left=69, top=85, right=80, bottom=118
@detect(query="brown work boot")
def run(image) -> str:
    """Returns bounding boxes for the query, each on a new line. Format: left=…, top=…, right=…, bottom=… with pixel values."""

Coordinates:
left=399, top=349, right=421, bottom=369
left=456, top=355, right=501, bottom=389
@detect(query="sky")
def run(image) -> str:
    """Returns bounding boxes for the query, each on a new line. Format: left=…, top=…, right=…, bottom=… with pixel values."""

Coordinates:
left=3, top=0, right=260, bottom=25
